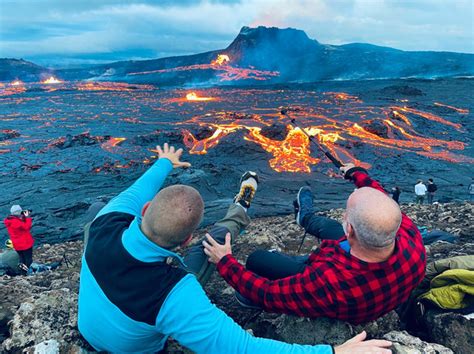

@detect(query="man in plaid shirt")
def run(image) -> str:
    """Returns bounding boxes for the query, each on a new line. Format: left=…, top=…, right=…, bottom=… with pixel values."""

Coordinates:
left=204, top=164, right=426, bottom=324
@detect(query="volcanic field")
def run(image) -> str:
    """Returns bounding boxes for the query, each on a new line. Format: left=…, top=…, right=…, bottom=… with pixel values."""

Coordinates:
left=0, top=77, right=473, bottom=244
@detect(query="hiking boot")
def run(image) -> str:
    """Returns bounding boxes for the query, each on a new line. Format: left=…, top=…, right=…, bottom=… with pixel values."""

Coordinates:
left=295, top=186, right=314, bottom=227
left=234, top=171, right=258, bottom=209
left=234, top=291, right=262, bottom=310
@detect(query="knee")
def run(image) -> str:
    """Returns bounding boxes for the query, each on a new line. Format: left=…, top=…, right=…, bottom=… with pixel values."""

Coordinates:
left=246, top=250, right=268, bottom=272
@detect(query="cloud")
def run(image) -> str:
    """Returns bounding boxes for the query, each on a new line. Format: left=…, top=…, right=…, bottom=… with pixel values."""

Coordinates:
left=0, top=0, right=472, bottom=66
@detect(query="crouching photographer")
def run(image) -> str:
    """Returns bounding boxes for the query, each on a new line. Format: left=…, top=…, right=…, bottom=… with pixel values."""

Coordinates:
left=4, top=205, right=35, bottom=274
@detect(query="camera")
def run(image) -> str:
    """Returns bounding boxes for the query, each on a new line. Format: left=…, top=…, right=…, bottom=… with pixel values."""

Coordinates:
left=21, top=209, right=32, bottom=215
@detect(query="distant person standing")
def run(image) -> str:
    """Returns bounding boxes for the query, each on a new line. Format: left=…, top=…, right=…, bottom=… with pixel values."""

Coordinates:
left=415, top=180, right=427, bottom=204
left=4, top=205, right=34, bottom=274
left=469, top=178, right=474, bottom=201
left=391, top=186, right=401, bottom=204
left=427, top=179, right=438, bottom=204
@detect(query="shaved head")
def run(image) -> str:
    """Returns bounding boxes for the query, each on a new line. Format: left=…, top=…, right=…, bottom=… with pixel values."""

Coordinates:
left=142, top=185, right=204, bottom=248
left=346, top=187, right=402, bottom=249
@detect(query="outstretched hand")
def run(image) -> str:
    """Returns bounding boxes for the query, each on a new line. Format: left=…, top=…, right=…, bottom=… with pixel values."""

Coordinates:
left=203, top=233, right=232, bottom=264
left=156, top=143, right=191, bottom=169
left=335, top=331, right=392, bottom=354
left=339, top=163, right=355, bottom=177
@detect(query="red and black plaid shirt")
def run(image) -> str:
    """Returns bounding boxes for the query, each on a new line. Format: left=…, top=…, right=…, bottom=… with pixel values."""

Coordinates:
left=217, top=171, right=426, bottom=324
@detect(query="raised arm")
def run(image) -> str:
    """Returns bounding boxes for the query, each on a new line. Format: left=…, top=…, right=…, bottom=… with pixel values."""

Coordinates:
left=203, top=234, right=333, bottom=316
left=340, top=164, right=387, bottom=194
left=158, top=275, right=391, bottom=354
left=95, top=143, right=191, bottom=219
left=157, top=274, right=332, bottom=354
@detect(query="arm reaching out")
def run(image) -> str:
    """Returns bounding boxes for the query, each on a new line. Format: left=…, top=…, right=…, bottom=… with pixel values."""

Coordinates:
left=95, top=143, right=191, bottom=219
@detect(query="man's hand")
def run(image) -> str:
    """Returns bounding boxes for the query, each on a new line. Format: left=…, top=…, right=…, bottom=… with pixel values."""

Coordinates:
left=335, top=331, right=392, bottom=354
left=203, top=233, right=232, bottom=264
left=339, top=163, right=355, bottom=177
left=156, top=143, right=191, bottom=169
left=22, top=210, right=30, bottom=217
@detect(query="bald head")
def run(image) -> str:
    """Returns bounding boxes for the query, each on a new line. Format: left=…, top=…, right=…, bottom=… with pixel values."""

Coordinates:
left=142, top=185, right=204, bottom=248
left=346, top=187, right=402, bottom=249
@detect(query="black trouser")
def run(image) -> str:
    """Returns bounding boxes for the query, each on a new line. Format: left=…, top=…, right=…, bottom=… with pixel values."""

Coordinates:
left=246, top=215, right=344, bottom=280
left=17, top=247, right=33, bottom=268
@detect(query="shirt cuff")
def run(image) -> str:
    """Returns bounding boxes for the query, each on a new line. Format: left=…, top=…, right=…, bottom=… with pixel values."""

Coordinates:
left=216, top=254, right=235, bottom=275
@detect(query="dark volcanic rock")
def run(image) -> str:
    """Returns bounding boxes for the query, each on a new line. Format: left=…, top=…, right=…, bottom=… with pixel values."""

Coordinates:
left=360, top=119, right=390, bottom=138
left=1, top=203, right=472, bottom=352
left=51, top=133, right=109, bottom=149
left=0, top=129, right=20, bottom=141
left=423, top=310, right=474, bottom=354
left=380, top=85, right=425, bottom=96
left=260, top=123, right=289, bottom=140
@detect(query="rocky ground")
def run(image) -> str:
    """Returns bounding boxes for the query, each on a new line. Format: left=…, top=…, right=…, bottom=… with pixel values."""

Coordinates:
left=0, top=202, right=473, bottom=353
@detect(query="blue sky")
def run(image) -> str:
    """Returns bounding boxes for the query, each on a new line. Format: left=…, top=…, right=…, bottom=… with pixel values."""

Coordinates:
left=0, top=0, right=473, bottom=67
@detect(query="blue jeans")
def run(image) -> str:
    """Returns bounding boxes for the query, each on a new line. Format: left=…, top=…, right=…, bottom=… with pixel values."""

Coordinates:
left=246, top=215, right=344, bottom=279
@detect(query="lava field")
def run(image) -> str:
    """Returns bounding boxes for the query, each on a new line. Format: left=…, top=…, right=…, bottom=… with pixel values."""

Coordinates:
left=0, top=78, right=473, bottom=243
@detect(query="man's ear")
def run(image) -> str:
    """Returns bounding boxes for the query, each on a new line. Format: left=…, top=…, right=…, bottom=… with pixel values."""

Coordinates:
left=346, top=223, right=356, bottom=242
left=180, top=234, right=193, bottom=248
left=141, top=201, right=151, bottom=217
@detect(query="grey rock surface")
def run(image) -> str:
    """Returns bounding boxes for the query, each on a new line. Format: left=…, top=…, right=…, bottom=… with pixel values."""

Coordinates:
left=0, top=203, right=472, bottom=352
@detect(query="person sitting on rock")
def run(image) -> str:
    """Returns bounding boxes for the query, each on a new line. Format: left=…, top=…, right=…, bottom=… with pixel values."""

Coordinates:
left=4, top=205, right=34, bottom=274
left=0, top=239, right=20, bottom=276
left=204, top=163, right=426, bottom=325
left=78, top=144, right=392, bottom=354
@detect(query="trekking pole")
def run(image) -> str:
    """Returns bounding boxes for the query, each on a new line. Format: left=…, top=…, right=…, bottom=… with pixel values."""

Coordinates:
left=280, top=109, right=344, bottom=168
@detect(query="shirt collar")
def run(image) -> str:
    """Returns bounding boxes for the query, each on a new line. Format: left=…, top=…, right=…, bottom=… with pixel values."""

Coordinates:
left=121, top=217, right=186, bottom=266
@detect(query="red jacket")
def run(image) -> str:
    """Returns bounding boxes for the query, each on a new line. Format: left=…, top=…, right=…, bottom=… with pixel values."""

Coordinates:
left=217, top=171, right=426, bottom=324
left=4, top=216, right=34, bottom=251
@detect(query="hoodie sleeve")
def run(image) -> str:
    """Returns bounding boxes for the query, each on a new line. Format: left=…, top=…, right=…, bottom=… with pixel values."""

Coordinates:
left=156, top=275, right=332, bottom=354
left=94, top=158, right=173, bottom=219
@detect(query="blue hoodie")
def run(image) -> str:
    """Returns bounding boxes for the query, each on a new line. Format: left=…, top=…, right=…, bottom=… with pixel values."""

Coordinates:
left=78, top=158, right=332, bottom=354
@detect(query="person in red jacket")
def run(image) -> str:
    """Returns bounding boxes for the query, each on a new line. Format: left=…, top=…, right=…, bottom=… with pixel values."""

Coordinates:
left=203, top=164, right=426, bottom=325
left=4, top=205, right=34, bottom=273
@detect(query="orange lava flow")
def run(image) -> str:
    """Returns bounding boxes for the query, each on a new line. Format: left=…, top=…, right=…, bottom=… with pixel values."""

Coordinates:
left=434, top=102, right=469, bottom=114
left=101, top=137, right=126, bottom=152
left=42, top=76, right=63, bottom=84
left=186, top=92, right=214, bottom=101
left=211, top=54, right=230, bottom=66
left=10, top=80, right=23, bottom=86
left=182, top=125, right=241, bottom=154
left=245, top=126, right=320, bottom=172
left=127, top=53, right=279, bottom=82
left=393, top=106, right=462, bottom=129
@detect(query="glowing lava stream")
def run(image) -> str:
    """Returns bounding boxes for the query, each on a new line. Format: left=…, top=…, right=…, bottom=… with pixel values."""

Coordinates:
left=127, top=53, right=279, bottom=82
left=42, top=76, right=63, bottom=84
left=245, top=126, right=320, bottom=173
left=101, top=137, right=126, bottom=152
left=186, top=92, right=214, bottom=101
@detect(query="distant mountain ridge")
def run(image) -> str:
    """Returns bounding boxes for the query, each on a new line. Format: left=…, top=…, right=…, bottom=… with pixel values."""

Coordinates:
left=1, top=26, right=473, bottom=86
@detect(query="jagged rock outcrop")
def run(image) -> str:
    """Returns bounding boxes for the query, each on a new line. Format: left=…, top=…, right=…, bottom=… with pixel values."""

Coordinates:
left=1, top=203, right=472, bottom=352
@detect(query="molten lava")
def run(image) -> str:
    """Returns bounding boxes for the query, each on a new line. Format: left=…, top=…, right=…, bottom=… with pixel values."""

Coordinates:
left=127, top=53, right=279, bottom=82
left=101, top=137, right=126, bottom=152
left=179, top=92, right=471, bottom=173
left=186, top=92, right=214, bottom=101
left=42, top=76, right=63, bottom=84
left=434, top=102, right=469, bottom=114
left=245, top=126, right=320, bottom=173
left=211, top=54, right=230, bottom=66
left=10, top=80, right=23, bottom=86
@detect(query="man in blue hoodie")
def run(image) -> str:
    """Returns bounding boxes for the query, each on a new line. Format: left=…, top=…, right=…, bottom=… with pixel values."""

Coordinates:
left=78, top=143, right=392, bottom=354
